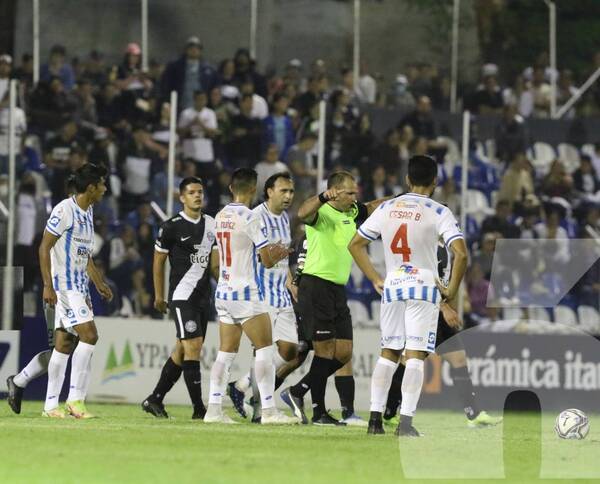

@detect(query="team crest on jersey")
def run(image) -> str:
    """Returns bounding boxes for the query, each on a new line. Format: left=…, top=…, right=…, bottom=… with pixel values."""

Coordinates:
left=79, top=307, right=89, bottom=318
left=185, top=320, right=197, bottom=333
left=207, top=231, right=215, bottom=243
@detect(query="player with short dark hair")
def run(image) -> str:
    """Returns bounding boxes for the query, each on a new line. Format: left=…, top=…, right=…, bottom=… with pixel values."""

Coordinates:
left=280, top=170, right=389, bottom=425
left=39, top=163, right=113, bottom=418
left=141, top=176, right=218, bottom=419
left=204, top=168, right=297, bottom=424
left=349, top=155, right=468, bottom=436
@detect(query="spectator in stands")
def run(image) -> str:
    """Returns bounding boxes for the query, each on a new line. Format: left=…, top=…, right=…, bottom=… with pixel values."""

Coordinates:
left=293, top=74, right=327, bottom=119
left=124, top=201, right=157, bottom=231
left=102, top=224, right=141, bottom=295
left=472, top=74, right=504, bottom=115
left=556, top=69, right=578, bottom=119
left=472, top=231, right=500, bottom=279
left=118, top=124, right=163, bottom=214
left=286, top=132, right=318, bottom=201
left=227, top=93, right=263, bottom=168
left=503, top=74, right=531, bottom=118
left=573, top=155, right=600, bottom=199
left=178, top=89, right=218, bottom=178
left=431, top=74, right=451, bottom=111
left=362, top=164, right=394, bottom=201
left=233, top=48, right=267, bottom=98
left=89, top=258, right=120, bottom=316
left=341, top=112, right=378, bottom=178
left=40, top=45, right=75, bottom=91
left=467, top=261, right=497, bottom=322
left=398, top=95, right=436, bottom=139
left=0, top=54, right=12, bottom=103
left=452, top=147, right=500, bottom=194
left=73, top=78, right=98, bottom=126
left=239, top=77, right=269, bottom=120
left=481, top=199, right=520, bottom=239
left=13, top=54, right=34, bottom=94
left=95, top=81, right=124, bottom=129
left=15, top=175, right=39, bottom=291
left=327, top=88, right=359, bottom=165
left=494, top=103, right=527, bottom=164
left=254, top=143, right=289, bottom=200
left=81, top=50, right=107, bottom=89
left=262, top=92, right=294, bottom=159
left=282, top=58, right=304, bottom=93
left=116, top=43, right=150, bottom=92
left=29, top=76, right=77, bottom=131
left=523, top=51, right=558, bottom=84
left=541, top=159, right=573, bottom=200
left=129, top=266, right=154, bottom=317
left=205, top=170, right=232, bottom=216
left=161, top=36, right=218, bottom=111
left=376, top=129, right=402, bottom=177
left=433, top=178, right=460, bottom=215
left=0, top=89, right=27, bottom=175
left=388, top=74, right=416, bottom=110
left=498, top=151, right=534, bottom=211
left=575, top=235, right=600, bottom=309
left=356, top=63, right=377, bottom=105
left=150, top=157, right=186, bottom=214
left=530, top=65, right=552, bottom=118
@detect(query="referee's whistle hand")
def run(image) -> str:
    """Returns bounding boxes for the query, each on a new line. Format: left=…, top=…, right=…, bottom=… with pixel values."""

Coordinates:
left=43, top=286, right=57, bottom=307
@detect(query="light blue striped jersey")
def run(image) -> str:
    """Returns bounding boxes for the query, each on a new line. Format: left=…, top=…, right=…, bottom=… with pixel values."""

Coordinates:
left=253, top=203, right=292, bottom=308
left=45, top=196, right=95, bottom=294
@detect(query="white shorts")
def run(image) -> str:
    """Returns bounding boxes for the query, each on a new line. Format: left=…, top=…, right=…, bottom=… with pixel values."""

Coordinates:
left=55, top=290, right=94, bottom=336
left=269, top=306, right=298, bottom=344
left=380, top=299, right=439, bottom=352
left=216, top=299, right=268, bottom=325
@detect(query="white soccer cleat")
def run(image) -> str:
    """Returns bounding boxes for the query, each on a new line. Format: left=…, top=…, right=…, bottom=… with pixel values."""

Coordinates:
left=261, top=409, right=299, bottom=425
left=340, top=413, right=368, bottom=427
left=203, top=407, right=238, bottom=424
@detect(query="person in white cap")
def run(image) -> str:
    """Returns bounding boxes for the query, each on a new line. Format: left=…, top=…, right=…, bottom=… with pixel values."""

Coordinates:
left=0, top=54, right=12, bottom=102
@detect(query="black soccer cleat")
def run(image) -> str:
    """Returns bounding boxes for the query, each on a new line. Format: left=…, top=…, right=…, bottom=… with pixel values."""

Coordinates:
left=142, top=397, right=169, bottom=418
left=227, top=382, right=247, bottom=418
left=192, top=404, right=206, bottom=420
left=251, top=416, right=262, bottom=424
left=395, top=424, right=421, bottom=437
left=280, top=387, right=308, bottom=424
left=6, top=375, right=23, bottom=414
left=367, top=419, right=385, bottom=435
left=312, top=411, right=347, bottom=426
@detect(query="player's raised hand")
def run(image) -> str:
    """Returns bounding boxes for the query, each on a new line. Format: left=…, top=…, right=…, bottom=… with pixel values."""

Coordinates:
left=43, top=285, right=57, bottom=306
left=96, top=281, right=114, bottom=302
left=440, top=302, right=463, bottom=329
left=154, top=298, right=168, bottom=313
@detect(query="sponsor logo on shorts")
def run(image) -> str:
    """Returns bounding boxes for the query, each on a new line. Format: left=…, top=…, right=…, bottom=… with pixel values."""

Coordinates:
left=427, top=331, right=436, bottom=350
left=185, top=320, right=198, bottom=333
left=79, top=307, right=89, bottom=318
left=407, top=335, right=424, bottom=342
left=65, top=309, right=75, bottom=319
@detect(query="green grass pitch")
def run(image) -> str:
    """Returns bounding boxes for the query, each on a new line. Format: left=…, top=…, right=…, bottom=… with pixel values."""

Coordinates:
left=1, top=402, right=599, bottom=483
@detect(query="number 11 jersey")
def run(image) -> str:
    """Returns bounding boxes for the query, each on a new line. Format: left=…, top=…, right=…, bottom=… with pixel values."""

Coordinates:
left=214, top=202, right=269, bottom=302
left=357, top=193, right=463, bottom=304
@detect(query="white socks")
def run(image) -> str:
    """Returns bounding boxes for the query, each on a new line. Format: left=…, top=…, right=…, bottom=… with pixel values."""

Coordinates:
left=44, top=350, right=70, bottom=412
left=254, top=346, right=275, bottom=410
left=272, top=350, right=287, bottom=371
left=208, top=351, right=236, bottom=407
left=67, top=342, right=95, bottom=402
left=400, top=358, right=425, bottom=418
left=236, top=348, right=288, bottom=393
left=370, top=357, right=398, bottom=412
left=14, top=350, right=52, bottom=388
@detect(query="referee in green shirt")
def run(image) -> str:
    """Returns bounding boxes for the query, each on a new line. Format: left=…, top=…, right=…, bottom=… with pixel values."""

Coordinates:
left=281, top=171, right=388, bottom=425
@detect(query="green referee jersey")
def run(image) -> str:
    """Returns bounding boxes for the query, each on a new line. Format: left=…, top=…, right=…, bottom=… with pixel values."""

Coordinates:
left=303, top=201, right=367, bottom=285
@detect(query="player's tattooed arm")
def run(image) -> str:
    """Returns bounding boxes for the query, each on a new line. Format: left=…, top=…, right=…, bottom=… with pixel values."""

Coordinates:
left=39, top=230, right=60, bottom=306
left=153, top=250, right=169, bottom=313
left=87, top=258, right=114, bottom=301
left=348, top=232, right=384, bottom=295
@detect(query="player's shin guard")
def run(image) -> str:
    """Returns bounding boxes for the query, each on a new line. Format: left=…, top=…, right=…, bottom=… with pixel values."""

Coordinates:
left=370, top=357, right=398, bottom=413
left=13, top=350, right=52, bottom=388
left=208, top=351, right=236, bottom=406
left=450, top=365, right=481, bottom=420
left=182, top=360, right=203, bottom=409
left=254, top=346, right=276, bottom=410
left=67, top=342, right=95, bottom=402
left=44, top=350, right=70, bottom=412
left=399, top=358, right=424, bottom=418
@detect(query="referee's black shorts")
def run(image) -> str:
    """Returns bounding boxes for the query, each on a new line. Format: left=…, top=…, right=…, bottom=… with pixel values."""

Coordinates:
left=435, top=312, right=464, bottom=354
left=169, top=301, right=209, bottom=340
left=297, top=274, right=353, bottom=342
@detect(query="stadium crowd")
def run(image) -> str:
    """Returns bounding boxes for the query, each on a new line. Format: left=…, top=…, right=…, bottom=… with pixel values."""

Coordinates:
left=1, top=37, right=600, bottom=326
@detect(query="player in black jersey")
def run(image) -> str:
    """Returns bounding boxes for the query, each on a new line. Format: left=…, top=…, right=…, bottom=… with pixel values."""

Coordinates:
left=142, top=177, right=219, bottom=419
left=382, top=242, right=502, bottom=428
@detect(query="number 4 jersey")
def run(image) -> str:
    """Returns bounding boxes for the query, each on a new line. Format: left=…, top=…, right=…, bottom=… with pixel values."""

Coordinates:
left=214, top=203, right=269, bottom=302
left=357, top=193, right=463, bottom=304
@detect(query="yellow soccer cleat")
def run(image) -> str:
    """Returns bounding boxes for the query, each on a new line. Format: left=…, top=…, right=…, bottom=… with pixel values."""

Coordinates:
left=467, top=410, right=503, bottom=428
left=66, top=400, right=97, bottom=419
left=42, top=407, right=68, bottom=418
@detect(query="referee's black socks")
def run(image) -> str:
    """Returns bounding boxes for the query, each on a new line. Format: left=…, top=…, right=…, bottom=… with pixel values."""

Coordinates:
left=307, top=357, right=345, bottom=419
left=335, top=375, right=355, bottom=419
left=151, top=357, right=182, bottom=403
left=182, top=360, right=205, bottom=411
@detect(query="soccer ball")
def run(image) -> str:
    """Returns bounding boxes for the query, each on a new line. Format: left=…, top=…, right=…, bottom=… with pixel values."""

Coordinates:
left=554, top=409, right=590, bottom=440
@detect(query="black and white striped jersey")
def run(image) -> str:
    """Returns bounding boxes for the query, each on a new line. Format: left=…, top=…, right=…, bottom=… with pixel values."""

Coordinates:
left=155, top=211, right=217, bottom=306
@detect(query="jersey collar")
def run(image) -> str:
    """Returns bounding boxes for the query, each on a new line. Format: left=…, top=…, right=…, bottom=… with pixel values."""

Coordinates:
left=179, top=211, right=202, bottom=224
left=405, top=192, right=430, bottom=198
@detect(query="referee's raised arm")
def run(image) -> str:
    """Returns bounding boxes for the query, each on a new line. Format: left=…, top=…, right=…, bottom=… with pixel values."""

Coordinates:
left=297, top=188, right=342, bottom=223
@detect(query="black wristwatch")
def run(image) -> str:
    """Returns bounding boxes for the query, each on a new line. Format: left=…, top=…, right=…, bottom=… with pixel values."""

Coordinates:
left=318, top=192, right=329, bottom=204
